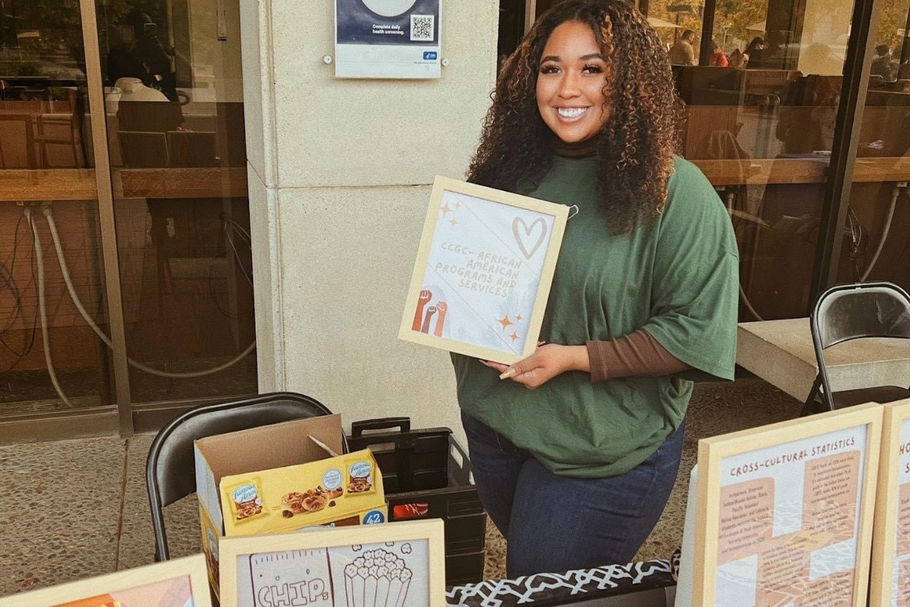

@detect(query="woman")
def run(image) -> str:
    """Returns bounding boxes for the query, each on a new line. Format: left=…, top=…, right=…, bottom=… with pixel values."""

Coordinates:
left=453, top=0, right=739, bottom=577
left=728, top=48, right=746, bottom=69
left=744, top=37, right=765, bottom=67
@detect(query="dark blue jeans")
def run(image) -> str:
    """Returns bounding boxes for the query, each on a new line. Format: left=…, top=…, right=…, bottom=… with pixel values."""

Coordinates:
left=461, top=412, right=685, bottom=578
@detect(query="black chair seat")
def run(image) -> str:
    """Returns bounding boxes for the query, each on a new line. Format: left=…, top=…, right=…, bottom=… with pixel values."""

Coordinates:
left=831, top=385, right=910, bottom=409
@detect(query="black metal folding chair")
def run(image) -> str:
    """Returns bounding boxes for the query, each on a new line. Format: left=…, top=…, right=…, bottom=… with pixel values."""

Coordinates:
left=801, top=282, right=910, bottom=416
left=146, top=392, right=338, bottom=560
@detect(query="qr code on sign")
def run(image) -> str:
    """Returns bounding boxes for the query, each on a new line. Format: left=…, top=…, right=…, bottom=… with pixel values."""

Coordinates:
left=410, top=14, right=435, bottom=42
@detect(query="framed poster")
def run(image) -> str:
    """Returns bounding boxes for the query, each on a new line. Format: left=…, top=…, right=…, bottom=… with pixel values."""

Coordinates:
left=335, top=0, right=441, bottom=79
left=219, top=519, right=445, bottom=607
left=0, top=555, right=211, bottom=607
left=693, top=402, right=883, bottom=607
left=870, top=399, right=910, bottom=607
left=399, top=176, right=568, bottom=365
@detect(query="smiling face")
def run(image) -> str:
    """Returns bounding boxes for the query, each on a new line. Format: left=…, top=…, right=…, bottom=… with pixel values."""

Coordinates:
left=536, top=20, right=610, bottom=143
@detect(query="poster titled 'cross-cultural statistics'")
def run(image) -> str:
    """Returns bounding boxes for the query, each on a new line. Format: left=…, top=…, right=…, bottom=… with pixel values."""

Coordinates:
left=399, top=177, right=568, bottom=365
left=335, top=0, right=441, bottom=78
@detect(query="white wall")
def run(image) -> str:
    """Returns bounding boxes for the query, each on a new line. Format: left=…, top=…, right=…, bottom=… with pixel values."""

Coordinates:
left=241, top=0, right=498, bottom=436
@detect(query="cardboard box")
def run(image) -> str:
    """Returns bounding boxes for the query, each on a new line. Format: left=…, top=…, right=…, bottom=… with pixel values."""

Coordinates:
left=194, top=415, right=388, bottom=595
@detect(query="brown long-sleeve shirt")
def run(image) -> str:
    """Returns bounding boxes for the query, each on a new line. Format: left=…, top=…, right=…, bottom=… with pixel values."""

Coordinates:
left=586, top=330, right=690, bottom=383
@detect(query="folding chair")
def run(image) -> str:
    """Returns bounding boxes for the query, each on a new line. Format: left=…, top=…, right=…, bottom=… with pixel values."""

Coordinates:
left=146, top=392, right=339, bottom=560
left=801, top=282, right=910, bottom=415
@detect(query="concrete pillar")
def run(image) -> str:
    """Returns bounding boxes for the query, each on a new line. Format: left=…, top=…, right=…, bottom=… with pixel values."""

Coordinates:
left=239, top=1, right=498, bottom=434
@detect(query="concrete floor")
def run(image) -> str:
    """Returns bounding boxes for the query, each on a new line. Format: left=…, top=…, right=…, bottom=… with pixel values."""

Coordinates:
left=0, top=378, right=802, bottom=596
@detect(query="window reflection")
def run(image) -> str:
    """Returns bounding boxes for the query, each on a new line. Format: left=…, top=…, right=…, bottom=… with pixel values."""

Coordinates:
left=0, top=1, right=115, bottom=414
left=869, top=5, right=910, bottom=85
left=662, top=0, right=855, bottom=319
left=837, top=2, right=910, bottom=290
left=95, top=0, right=257, bottom=405
left=647, top=0, right=703, bottom=64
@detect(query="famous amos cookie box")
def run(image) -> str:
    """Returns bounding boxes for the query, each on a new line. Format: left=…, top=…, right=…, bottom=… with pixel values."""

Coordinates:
left=194, top=414, right=387, bottom=596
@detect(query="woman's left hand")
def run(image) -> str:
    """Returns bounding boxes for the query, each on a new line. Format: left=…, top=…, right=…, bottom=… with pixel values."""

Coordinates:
left=481, top=344, right=589, bottom=389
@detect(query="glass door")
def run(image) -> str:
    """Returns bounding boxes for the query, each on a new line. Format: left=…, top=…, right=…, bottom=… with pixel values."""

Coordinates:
left=835, top=1, right=910, bottom=290
left=93, top=0, right=257, bottom=426
left=693, top=0, right=855, bottom=319
left=0, top=0, right=119, bottom=426
left=0, top=0, right=257, bottom=439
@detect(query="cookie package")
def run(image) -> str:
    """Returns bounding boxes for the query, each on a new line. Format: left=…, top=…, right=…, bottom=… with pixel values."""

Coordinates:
left=225, top=477, right=267, bottom=524
left=347, top=458, right=376, bottom=495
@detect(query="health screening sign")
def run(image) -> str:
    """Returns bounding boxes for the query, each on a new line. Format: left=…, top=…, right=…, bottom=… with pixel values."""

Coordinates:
left=335, top=0, right=442, bottom=79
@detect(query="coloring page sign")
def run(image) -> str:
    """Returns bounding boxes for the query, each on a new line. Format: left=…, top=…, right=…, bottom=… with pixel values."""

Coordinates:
left=219, top=520, right=445, bottom=607
left=399, top=177, right=568, bottom=365
left=235, top=541, right=429, bottom=607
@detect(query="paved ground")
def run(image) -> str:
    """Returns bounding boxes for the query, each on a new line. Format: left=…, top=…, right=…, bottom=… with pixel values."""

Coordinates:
left=0, top=378, right=802, bottom=595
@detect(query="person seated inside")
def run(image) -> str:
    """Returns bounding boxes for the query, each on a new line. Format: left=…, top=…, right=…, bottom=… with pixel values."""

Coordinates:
left=669, top=29, right=697, bottom=66
left=709, top=40, right=728, bottom=67
left=727, top=48, right=746, bottom=69
left=871, top=44, right=896, bottom=82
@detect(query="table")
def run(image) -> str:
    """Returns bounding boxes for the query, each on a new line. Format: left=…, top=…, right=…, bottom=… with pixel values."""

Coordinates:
left=0, top=167, right=248, bottom=201
left=445, top=558, right=676, bottom=606
left=736, top=318, right=910, bottom=403
left=3, top=157, right=910, bottom=204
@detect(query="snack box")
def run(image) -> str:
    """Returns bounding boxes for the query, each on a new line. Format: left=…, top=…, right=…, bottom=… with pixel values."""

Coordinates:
left=194, top=414, right=387, bottom=595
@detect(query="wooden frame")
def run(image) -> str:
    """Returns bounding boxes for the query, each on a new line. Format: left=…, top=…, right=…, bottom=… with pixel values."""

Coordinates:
left=218, top=519, right=445, bottom=607
left=693, top=402, right=883, bottom=607
left=0, top=555, right=211, bottom=607
left=870, top=399, right=910, bottom=607
left=399, top=176, right=568, bottom=365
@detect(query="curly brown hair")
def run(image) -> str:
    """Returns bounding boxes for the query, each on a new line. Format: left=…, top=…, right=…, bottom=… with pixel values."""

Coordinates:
left=467, top=0, right=684, bottom=234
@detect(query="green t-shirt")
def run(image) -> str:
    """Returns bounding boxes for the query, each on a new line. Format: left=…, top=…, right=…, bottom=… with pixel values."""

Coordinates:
left=452, top=155, right=739, bottom=478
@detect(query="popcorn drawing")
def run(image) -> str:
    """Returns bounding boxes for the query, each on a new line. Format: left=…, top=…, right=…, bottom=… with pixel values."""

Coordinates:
left=344, top=548, right=413, bottom=607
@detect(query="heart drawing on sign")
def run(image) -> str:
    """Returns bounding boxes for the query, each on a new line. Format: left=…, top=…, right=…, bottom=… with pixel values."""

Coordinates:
left=512, top=217, right=547, bottom=260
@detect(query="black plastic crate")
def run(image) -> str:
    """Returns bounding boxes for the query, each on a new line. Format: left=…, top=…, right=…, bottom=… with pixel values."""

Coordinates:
left=348, top=417, right=487, bottom=585
left=445, top=548, right=486, bottom=587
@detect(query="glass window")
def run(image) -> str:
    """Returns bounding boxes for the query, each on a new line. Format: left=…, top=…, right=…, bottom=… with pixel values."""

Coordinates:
left=94, top=0, right=257, bottom=406
left=648, top=0, right=704, bottom=66
left=835, top=1, right=910, bottom=290
left=0, top=1, right=117, bottom=414
left=676, top=0, right=854, bottom=319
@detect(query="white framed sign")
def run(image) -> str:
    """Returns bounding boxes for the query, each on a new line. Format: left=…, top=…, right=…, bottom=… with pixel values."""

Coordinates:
left=399, top=176, right=568, bottom=365
left=693, top=402, right=883, bottom=607
left=218, top=519, right=445, bottom=607
left=870, top=399, right=910, bottom=607
left=335, top=0, right=441, bottom=79
left=0, top=556, right=211, bottom=607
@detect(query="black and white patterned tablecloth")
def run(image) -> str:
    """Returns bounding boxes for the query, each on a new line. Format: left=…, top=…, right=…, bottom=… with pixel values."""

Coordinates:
left=445, top=558, right=676, bottom=607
